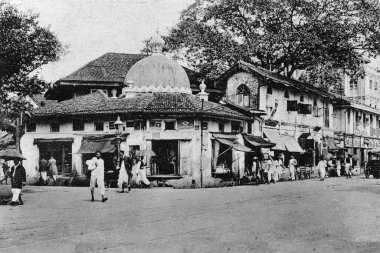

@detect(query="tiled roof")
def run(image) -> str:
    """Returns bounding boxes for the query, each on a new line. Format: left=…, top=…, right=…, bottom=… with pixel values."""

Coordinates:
left=216, top=61, right=337, bottom=99
left=59, top=53, right=146, bottom=83
left=58, top=53, right=200, bottom=85
left=34, top=91, right=250, bottom=121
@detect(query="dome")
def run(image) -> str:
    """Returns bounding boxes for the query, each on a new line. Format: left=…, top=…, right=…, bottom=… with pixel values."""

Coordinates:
left=124, top=33, right=191, bottom=94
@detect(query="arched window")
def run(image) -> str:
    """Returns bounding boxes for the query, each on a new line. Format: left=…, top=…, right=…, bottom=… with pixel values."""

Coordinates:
left=236, top=84, right=250, bottom=107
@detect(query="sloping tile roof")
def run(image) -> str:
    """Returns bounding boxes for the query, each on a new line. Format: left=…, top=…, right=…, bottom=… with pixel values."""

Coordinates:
left=34, top=91, right=250, bottom=121
left=59, top=53, right=146, bottom=83
left=58, top=53, right=200, bottom=86
left=216, top=61, right=337, bottom=99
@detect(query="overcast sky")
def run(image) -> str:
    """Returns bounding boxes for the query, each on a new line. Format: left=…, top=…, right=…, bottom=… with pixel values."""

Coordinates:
left=9, top=0, right=194, bottom=82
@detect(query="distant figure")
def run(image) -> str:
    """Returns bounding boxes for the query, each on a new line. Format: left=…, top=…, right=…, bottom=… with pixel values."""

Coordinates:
left=48, top=155, right=58, bottom=182
left=345, top=154, right=353, bottom=178
left=117, top=151, right=132, bottom=193
left=289, top=155, right=297, bottom=181
left=0, top=160, right=9, bottom=185
left=39, top=157, right=48, bottom=183
left=252, top=157, right=261, bottom=185
left=335, top=155, right=341, bottom=177
left=10, top=159, right=26, bottom=206
left=317, top=158, right=327, bottom=181
left=87, top=151, right=107, bottom=202
left=135, top=157, right=150, bottom=187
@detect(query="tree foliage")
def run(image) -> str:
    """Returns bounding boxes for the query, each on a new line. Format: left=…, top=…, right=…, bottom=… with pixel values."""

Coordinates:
left=0, top=2, right=64, bottom=129
left=164, top=0, right=380, bottom=88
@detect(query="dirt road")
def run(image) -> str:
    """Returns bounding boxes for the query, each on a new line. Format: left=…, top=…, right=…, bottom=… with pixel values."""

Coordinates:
left=1, top=177, right=380, bottom=253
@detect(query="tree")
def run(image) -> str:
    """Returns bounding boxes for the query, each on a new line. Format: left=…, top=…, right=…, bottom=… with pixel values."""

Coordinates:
left=163, top=0, right=380, bottom=87
left=0, top=2, right=64, bottom=137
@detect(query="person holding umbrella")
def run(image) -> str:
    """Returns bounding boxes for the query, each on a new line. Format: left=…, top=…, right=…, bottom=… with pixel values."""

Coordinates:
left=10, top=159, right=26, bottom=206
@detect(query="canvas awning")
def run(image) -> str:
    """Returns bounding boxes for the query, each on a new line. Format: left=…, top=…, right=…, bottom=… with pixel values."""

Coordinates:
left=242, top=134, right=275, bottom=148
left=76, top=139, right=116, bottom=154
left=263, top=129, right=286, bottom=151
left=213, top=134, right=252, bottom=152
left=283, top=135, right=304, bottom=153
left=76, top=134, right=128, bottom=154
left=325, top=136, right=338, bottom=150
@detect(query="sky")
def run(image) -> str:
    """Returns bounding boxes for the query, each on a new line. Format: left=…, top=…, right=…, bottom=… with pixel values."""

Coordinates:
left=9, top=0, right=194, bottom=82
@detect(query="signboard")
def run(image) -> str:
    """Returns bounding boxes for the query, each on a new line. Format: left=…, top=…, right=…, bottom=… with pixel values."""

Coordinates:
left=178, top=119, right=194, bottom=130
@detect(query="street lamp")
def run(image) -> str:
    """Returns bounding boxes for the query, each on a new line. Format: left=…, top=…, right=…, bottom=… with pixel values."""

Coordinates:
left=114, top=116, right=124, bottom=162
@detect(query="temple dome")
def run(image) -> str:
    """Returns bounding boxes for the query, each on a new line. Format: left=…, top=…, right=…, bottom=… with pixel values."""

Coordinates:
left=124, top=33, right=192, bottom=94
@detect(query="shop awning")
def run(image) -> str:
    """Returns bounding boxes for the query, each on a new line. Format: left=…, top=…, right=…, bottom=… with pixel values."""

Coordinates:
left=283, top=135, right=304, bottom=153
left=213, top=134, right=252, bottom=152
left=242, top=134, right=275, bottom=148
left=263, top=129, right=286, bottom=151
left=33, top=138, right=74, bottom=145
left=325, top=136, right=338, bottom=150
left=76, top=139, right=116, bottom=154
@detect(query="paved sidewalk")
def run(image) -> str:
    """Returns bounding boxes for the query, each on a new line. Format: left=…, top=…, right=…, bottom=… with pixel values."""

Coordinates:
left=1, top=176, right=380, bottom=253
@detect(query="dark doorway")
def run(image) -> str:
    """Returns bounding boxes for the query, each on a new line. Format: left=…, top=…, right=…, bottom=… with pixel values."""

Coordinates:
left=151, top=140, right=179, bottom=175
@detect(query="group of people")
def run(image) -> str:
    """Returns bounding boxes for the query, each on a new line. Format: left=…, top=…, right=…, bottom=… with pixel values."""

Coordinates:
left=0, top=158, right=26, bottom=206
left=246, top=155, right=298, bottom=185
left=316, top=154, right=354, bottom=180
left=86, top=150, right=151, bottom=203
left=38, top=155, right=58, bottom=185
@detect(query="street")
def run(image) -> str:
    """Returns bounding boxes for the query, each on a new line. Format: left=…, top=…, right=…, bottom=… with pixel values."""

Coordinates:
left=1, top=177, right=380, bottom=253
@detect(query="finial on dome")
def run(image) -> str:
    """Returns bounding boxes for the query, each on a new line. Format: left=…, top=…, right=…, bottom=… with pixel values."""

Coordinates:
left=199, top=80, right=207, bottom=93
left=149, top=30, right=165, bottom=54
left=197, top=80, right=209, bottom=101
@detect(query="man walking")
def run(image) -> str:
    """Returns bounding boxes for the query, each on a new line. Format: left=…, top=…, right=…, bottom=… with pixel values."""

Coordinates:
left=10, top=159, right=26, bottom=206
left=345, top=154, right=353, bottom=178
left=88, top=151, right=108, bottom=202
left=289, top=155, right=297, bottom=181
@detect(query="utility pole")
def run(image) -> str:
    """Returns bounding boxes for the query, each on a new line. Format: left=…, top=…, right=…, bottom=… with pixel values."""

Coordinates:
left=15, top=116, right=21, bottom=153
left=200, top=99, right=204, bottom=188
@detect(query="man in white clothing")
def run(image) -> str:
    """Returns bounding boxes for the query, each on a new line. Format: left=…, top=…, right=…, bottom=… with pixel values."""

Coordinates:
left=88, top=151, right=108, bottom=202
left=289, top=155, right=297, bottom=181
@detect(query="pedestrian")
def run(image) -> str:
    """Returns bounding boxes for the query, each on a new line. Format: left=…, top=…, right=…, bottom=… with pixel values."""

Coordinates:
left=345, top=154, right=353, bottom=178
left=268, top=156, right=277, bottom=184
left=117, top=150, right=132, bottom=193
left=289, top=155, right=297, bottom=181
left=252, top=156, right=261, bottom=185
left=336, top=156, right=342, bottom=177
left=317, top=157, right=327, bottom=180
left=87, top=151, right=108, bottom=202
left=9, top=159, right=26, bottom=206
left=135, top=157, right=150, bottom=187
left=276, top=156, right=284, bottom=181
left=0, top=160, right=9, bottom=185
left=39, top=157, right=48, bottom=184
left=48, top=155, right=58, bottom=182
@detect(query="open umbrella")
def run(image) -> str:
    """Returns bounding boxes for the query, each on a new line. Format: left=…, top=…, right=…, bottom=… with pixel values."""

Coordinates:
left=135, top=149, right=156, bottom=157
left=0, top=148, right=26, bottom=160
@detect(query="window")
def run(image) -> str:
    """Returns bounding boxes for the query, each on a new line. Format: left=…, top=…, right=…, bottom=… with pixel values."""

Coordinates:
left=370, top=80, right=373, bottom=89
left=267, top=85, right=273, bottom=94
left=300, top=94, right=304, bottom=102
left=313, top=98, right=318, bottom=106
left=218, top=122, right=225, bottom=132
left=94, top=122, right=104, bottom=131
left=165, top=121, right=176, bottom=130
left=26, top=122, right=36, bottom=132
left=231, top=121, right=241, bottom=133
left=324, top=108, right=330, bottom=128
left=50, top=123, right=60, bottom=132
left=375, top=82, right=378, bottom=90
left=248, top=122, right=252, bottom=134
left=284, top=90, right=289, bottom=98
left=108, top=121, right=116, bottom=130
left=236, top=84, right=250, bottom=107
left=134, top=121, right=146, bottom=130
left=73, top=121, right=85, bottom=131
left=126, top=121, right=134, bottom=128
left=149, top=121, right=162, bottom=130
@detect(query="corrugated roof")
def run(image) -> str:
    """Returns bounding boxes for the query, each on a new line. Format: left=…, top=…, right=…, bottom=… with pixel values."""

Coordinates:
left=34, top=91, right=250, bottom=121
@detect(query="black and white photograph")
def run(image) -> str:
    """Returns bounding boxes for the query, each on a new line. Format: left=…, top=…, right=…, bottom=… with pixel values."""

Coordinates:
left=1, top=0, right=380, bottom=252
